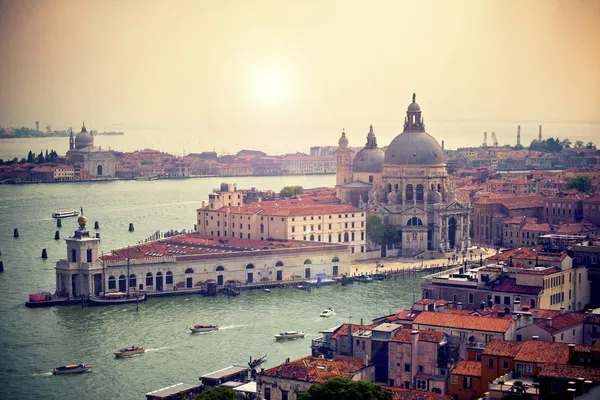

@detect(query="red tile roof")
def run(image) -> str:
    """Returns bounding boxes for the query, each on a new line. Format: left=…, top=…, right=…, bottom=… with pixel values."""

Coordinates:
left=413, top=312, right=513, bottom=333
left=211, top=201, right=362, bottom=217
left=513, top=340, right=588, bottom=364
left=331, top=323, right=377, bottom=340
left=519, top=306, right=562, bottom=319
left=451, top=360, right=482, bottom=377
left=492, top=278, right=542, bottom=295
left=261, top=354, right=369, bottom=383
left=538, top=363, right=600, bottom=381
left=482, top=340, right=524, bottom=357
left=390, top=329, right=446, bottom=344
left=534, top=312, right=586, bottom=334
left=487, top=248, right=568, bottom=263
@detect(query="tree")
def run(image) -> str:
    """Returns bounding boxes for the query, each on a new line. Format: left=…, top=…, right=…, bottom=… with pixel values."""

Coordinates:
left=27, top=150, right=34, bottom=163
left=574, top=140, right=584, bottom=148
left=194, top=387, right=238, bottom=400
left=566, top=175, right=593, bottom=194
left=366, top=215, right=385, bottom=245
left=513, top=144, right=524, bottom=150
left=586, top=142, right=596, bottom=149
left=280, top=185, right=304, bottom=198
left=299, top=377, right=393, bottom=400
left=45, top=124, right=52, bottom=133
left=36, top=150, right=44, bottom=164
left=561, top=139, right=572, bottom=148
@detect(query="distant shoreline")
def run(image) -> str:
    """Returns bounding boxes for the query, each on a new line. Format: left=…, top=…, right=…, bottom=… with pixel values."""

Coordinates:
left=0, top=132, right=124, bottom=139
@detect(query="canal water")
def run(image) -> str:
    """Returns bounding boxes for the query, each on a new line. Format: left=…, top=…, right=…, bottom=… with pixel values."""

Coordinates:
left=0, top=176, right=420, bottom=400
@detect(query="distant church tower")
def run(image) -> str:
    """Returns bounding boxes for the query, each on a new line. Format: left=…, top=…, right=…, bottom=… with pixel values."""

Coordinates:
left=517, top=125, right=521, bottom=146
left=36, top=121, right=39, bottom=132
left=335, top=129, right=352, bottom=198
left=538, top=125, right=543, bottom=141
left=69, top=127, right=74, bottom=151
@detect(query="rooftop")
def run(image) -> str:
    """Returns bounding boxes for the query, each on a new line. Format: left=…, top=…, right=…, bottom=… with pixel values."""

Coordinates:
left=260, top=354, right=369, bottom=383
left=533, top=312, right=586, bottom=334
left=390, top=329, right=446, bottom=344
left=200, top=366, right=248, bottom=381
left=538, top=363, right=600, bottom=382
left=492, top=278, right=542, bottom=295
left=482, top=340, right=524, bottom=357
left=208, top=200, right=363, bottom=217
left=451, top=360, right=482, bottom=377
left=513, top=340, right=591, bottom=364
left=413, top=311, right=513, bottom=333
left=145, top=383, right=201, bottom=399
left=331, top=323, right=377, bottom=340
left=487, top=248, right=568, bottom=263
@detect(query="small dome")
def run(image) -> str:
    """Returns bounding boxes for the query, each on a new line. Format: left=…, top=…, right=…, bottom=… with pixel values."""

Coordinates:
left=338, top=129, right=349, bottom=148
left=353, top=147, right=384, bottom=173
left=407, top=102, right=421, bottom=112
left=75, top=123, right=93, bottom=149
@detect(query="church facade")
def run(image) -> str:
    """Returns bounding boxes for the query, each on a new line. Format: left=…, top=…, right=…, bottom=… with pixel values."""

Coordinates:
left=335, top=94, right=471, bottom=256
left=67, top=123, right=116, bottom=178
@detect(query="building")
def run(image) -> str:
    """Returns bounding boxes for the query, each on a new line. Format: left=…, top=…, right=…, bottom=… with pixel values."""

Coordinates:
left=543, top=190, right=585, bottom=224
left=53, top=165, right=76, bottom=181
left=67, top=123, right=116, bottom=178
left=447, top=360, right=483, bottom=400
left=335, top=94, right=471, bottom=256
left=515, top=311, right=586, bottom=344
left=537, top=363, right=600, bottom=399
left=281, top=154, right=335, bottom=175
left=197, top=185, right=367, bottom=256
left=256, top=354, right=375, bottom=400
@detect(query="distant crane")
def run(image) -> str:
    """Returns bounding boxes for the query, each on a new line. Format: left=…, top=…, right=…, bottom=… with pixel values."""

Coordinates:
left=517, top=125, right=521, bottom=146
left=491, top=132, right=498, bottom=147
left=538, top=125, right=543, bottom=141
left=482, top=132, right=488, bottom=147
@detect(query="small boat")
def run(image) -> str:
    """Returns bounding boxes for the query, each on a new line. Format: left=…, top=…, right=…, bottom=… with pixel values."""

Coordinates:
left=274, top=331, right=305, bottom=340
left=263, top=288, right=271, bottom=293
left=296, top=285, right=310, bottom=291
left=190, top=324, right=220, bottom=333
left=355, top=275, right=373, bottom=283
left=114, top=346, right=145, bottom=358
left=248, top=354, right=267, bottom=368
left=87, top=292, right=146, bottom=306
left=52, top=210, right=79, bottom=219
left=372, top=274, right=386, bottom=281
left=320, top=308, right=335, bottom=318
left=53, top=363, right=92, bottom=375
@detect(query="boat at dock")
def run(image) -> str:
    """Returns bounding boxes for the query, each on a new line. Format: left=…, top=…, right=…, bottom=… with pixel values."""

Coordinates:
left=320, top=308, right=335, bottom=318
left=87, top=292, right=146, bottom=306
left=248, top=354, right=267, bottom=368
left=114, top=346, right=145, bottom=358
left=190, top=324, right=220, bottom=333
left=52, top=210, right=79, bottom=219
left=135, top=176, right=158, bottom=181
left=274, top=331, right=305, bottom=340
left=53, top=363, right=92, bottom=375
left=355, top=275, right=373, bottom=283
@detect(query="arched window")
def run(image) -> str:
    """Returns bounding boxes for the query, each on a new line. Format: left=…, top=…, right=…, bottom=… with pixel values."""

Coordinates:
left=71, top=248, right=77, bottom=262
left=216, top=266, right=225, bottom=272
left=344, top=232, right=349, bottom=242
left=310, top=234, right=315, bottom=241
left=438, top=183, right=442, bottom=192
left=408, top=217, right=423, bottom=226
left=118, top=275, right=126, bottom=291
left=185, top=268, right=194, bottom=274
left=165, top=271, right=173, bottom=285
left=406, top=184, right=414, bottom=201
left=246, top=263, right=255, bottom=269
left=303, top=259, right=312, bottom=265
left=332, top=257, right=340, bottom=263
left=129, top=274, right=137, bottom=288
left=275, top=261, right=284, bottom=267
left=416, top=184, right=424, bottom=201
left=108, top=275, right=116, bottom=290
left=146, top=272, right=153, bottom=286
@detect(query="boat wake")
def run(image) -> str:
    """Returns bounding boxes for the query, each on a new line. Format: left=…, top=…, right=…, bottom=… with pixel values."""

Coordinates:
left=219, top=324, right=245, bottom=330
left=32, top=372, right=53, bottom=377
left=146, top=347, right=169, bottom=352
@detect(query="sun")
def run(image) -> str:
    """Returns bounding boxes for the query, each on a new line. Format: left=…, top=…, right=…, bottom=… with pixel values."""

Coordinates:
left=252, top=68, right=287, bottom=105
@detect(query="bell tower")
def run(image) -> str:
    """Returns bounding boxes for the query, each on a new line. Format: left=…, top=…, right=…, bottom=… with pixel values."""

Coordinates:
left=335, top=129, right=352, bottom=196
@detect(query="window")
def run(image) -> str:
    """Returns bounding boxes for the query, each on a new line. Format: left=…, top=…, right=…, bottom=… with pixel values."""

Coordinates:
left=469, top=293, right=474, bottom=304
left=281, top=389, right=288, bottom=400
left=264, top=387, right=271, bottom=400
left=464, top=377, right=472, bottom=390
left=145, top=272, right=153, bottom=286
left=415, top=379, right=427, bottom=390
left=404, top=363, right=411, bottom=372
left=165, top=271, right=173, bottom=285
left=504, top=361, right=509, bottom=369
left=504, top=296, right=511, bottom=305
left=525, top=364, right=532, bottom=374
left=451, top=376, right=458, bottom=384
left=86, top=249, right=93, bottom=263
left=416, top=184, right=424, bottom=201
left=494, top=295, right=501, bottom=304
left=551, top=382, right=560, bottom=395
left=517, top=334, right=522, bottom=342
left=108, top=276, right=116, bottom=290
left=488, top=358, right=494, bottom=368
left=418, top=365, right=424, bottom=373
left=406, top=184, right=414, bottom=201
left=476, top=352, right=482, bottom=362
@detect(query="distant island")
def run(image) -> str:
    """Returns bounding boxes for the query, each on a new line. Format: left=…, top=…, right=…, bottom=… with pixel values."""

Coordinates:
left=0, top=126, right=124, bottom=139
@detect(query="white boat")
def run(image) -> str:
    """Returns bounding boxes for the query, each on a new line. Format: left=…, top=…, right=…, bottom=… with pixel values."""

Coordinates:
left=263, top=288, right=271, bottom=293
left=114, top=346, right=145, bottom=358
left=87, top=292, right=146, bottom=306
left=190, top=324, right=220, bottom=333
left=320, top=308, right=335, bottom=318
left=52, top=210, right=79, bottom=219
left=53, top=363, right=92, bottom=375
left=274, top=331, right=305, bottom=340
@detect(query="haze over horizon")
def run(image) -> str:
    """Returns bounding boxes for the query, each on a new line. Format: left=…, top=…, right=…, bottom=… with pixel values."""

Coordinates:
left=1, top=0, right=599, bottom=154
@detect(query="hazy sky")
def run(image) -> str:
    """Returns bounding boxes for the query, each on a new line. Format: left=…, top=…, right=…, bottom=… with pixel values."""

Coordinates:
left=1, top=0, right=599, bottom=153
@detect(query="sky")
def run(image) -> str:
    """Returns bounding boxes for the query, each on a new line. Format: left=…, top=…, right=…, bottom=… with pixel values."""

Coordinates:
left=1, top=0, right=599, bottom=154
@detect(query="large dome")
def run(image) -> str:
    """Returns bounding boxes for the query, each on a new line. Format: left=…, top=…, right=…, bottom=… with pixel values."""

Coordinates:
left=75, top=123, right=93, bottom=149
left=353, top=147, right=384, bottom=173
left=384, top=131, right=444, bottom=166
left=383, top=94, right=444, bottom=166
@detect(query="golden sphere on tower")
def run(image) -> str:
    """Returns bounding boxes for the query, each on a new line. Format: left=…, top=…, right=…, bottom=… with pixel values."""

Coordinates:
left=78, top=215, right=87, bottom=227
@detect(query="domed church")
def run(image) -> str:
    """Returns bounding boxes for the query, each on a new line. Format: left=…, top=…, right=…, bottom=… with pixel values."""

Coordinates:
left=335, top=94, right=470, bottom=255
left=67, top=122, right=116, bottom=178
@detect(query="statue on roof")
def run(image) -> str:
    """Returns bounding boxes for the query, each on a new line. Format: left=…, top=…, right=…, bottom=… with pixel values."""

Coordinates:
left=412, top=92, right=416, bottom=103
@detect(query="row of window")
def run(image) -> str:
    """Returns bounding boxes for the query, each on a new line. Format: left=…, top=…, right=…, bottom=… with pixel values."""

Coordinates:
left=291, top=232, right=364, bottom=243
left=291, top=221, right=364, bottom=232
left=550, top=292, right=565, bottom=305
left=107, top=271, right=174, bottom=289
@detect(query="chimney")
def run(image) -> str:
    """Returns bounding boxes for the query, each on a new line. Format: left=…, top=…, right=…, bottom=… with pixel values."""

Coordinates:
left=457, top=302, right=463, bottom=311
left=560, top=307, right=565, bottom=314
left=532, top=310, right=540, bottom=320
left=348, top=324, right=353, bottom=355
left=568, top=343, right=576, bottom=360
left=202, top=200, right=206, bottom=208
left=292, top=372, right=296, bottom=379
left=411, top=330, right=419, bottom=350
left=513, top=300, right=521, bottom=313
left=546, top=317, right=553, bottom=327
left=532, top=336, right=539, bottom=341
left=364, top=353, right=369, bottom=367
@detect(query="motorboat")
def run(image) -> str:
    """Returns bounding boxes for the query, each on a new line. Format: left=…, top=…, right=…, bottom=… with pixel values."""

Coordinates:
left=53, top=363, right=92, bottom=375
left=52, top=210, right=79, bottom=219
left=263, top=288, right=271, bottom=293
left=114, top=346, right=145, bottom=358
left=248, top=354, right=267, bottom=368
left=87, top=292, right=146, bottom=306
left=355, top=275, right=373, bottom=283
left=296, top=285, right=310, bottom=291
left=190, top=324, right=220, bottom=333
left=274, top=331, right=305, bottom=340
left=372, top=274, right=386, bottom=281
left=320, top=308, right=335, bottom=318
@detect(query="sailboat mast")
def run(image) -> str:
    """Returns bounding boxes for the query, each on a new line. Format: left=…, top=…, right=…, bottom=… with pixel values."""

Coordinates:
left=127, top=246, right=130, bottom=296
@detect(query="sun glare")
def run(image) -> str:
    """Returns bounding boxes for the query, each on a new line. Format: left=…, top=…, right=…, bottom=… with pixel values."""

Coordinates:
left=253, top=68, right=287, bottom=105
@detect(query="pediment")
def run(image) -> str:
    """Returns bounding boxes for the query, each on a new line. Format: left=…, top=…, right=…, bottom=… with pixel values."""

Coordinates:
left=405, top=207, right=426, bottom=216
left=445, top=201, right=466, bottom=211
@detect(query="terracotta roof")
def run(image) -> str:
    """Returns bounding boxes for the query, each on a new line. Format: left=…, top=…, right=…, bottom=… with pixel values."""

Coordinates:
left=539, top=363, right=600, bottom=381
left=391, top=309, right=422, bottom=322
left=514, top=341, right=578, bottom=364
left=534, top=312, right=586, bottom=334
left=413, top=312, right=513, bottom=333
left=261, top=354, right=369, bottom=383
left=487, top=248, right=568, bottom=263
left=387, top=387, right=452, bottom=400
left=519, top=306, right=562, bottom=319
left=390, top=329, right=446, bottom=344
left=451, top=360, right=482, bottom=377
left=211, top=201, right=362, bottom=217
left=482, top=340, right=524, bottom=357
left=331, top=324, right=377, bottom=340
left=492, top=278, right=542, bottom=295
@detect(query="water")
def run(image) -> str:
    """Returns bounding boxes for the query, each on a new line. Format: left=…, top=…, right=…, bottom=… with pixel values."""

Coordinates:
left=1, top=120, right=598, bottom=160
left=0, top=175, right=421, bottom=400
